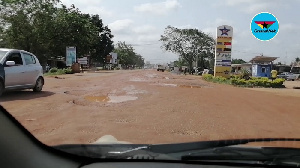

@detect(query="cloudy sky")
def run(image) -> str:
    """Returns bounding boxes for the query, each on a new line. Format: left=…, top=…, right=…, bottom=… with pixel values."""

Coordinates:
left=60, top=0, right=300, bottom=64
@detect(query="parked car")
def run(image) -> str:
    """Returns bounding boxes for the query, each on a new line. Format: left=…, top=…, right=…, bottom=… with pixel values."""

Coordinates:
left=277, top=72, right=298, bottom=81
left=0, top=48, right=44, bottom=96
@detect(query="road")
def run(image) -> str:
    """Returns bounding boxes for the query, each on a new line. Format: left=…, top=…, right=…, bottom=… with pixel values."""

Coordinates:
left=1, top=70, right=300, bottom=147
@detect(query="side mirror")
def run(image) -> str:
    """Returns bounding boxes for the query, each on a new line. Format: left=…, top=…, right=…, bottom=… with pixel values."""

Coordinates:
left=6, top=61, right=16, bottom=66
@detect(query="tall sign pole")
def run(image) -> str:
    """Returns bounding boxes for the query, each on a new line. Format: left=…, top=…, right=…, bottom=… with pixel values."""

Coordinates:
left=214, top=25, right=233, bottom=78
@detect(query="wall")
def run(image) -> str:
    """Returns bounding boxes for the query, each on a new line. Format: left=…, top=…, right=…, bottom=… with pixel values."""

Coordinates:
left=252, top=64, right=271, bottom=77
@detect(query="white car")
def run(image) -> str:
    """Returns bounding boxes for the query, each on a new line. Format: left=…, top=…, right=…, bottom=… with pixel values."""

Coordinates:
left=0, top=48, right=44, bottom=96
left=277, top=72, right=298, bottom=81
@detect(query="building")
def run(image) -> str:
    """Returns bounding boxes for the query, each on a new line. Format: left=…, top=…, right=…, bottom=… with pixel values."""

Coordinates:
left=250, top=56, right=278, bottom=78
left=231, top=63, right=252, bottom=74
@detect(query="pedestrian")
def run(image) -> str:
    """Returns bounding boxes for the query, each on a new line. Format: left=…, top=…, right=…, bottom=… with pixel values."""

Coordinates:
left=184, top=68, right=187, bottom=75
left=271, top=68, right=278, bottom=81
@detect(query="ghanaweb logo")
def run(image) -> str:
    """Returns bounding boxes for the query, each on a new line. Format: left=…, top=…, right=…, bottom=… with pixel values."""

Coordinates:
left=251, top=12, right=279, bottom=41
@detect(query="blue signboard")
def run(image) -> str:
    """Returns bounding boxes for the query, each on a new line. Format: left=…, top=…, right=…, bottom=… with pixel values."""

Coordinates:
left=66, top=47, right=76, bottom=66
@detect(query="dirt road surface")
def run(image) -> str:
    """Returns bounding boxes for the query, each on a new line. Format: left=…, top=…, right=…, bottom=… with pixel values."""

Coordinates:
left=1, top=70, right=300, bottom=147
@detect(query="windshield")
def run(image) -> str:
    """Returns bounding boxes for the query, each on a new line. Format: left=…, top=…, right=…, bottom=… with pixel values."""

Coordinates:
left=0, top=50, right=8, bottom=60
left=1, top=0, right=300, bottom=163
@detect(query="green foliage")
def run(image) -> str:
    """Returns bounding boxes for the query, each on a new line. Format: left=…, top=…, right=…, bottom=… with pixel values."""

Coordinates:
left=63, top=67, right=73, bottom=74
left=0, top=0, right=114, bottom=64
left=203, top=74, right=285, bottom=88
left=160, top=25, right=215, bottom=71
left=113, top=41, right=144, bottom=67
left=232, top=59, right=246, bottom=64
left=49, top=67, right=58, bottom=73
left=46, top=67, right=73, bottom=75
left=202, top=74, right=213, bottom=80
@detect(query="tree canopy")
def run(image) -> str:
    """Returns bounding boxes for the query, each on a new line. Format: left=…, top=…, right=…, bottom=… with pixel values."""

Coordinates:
left=0, top=0, right=114, bottom=65
left=231, top=58, right=246, bottom=64
left=160, top=25, right=215, bottom=71
left=113, top=41, right=144, bottom=68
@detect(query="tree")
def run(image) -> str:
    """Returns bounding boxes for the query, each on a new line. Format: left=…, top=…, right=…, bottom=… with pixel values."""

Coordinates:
left=174, top=57, right=188, bottom=67
left=89, top=15, right=114, bottom=64
left=0, top=0, right=60, bottom=63
left=113, top=41, right=144, bottom=68
left=160, top=25, right=215, bottom=72
left=296, top=57, right=300, bottom=63
left=0, top=0, right=114, bottom=65
left=232, top=59, right=246, bottom=64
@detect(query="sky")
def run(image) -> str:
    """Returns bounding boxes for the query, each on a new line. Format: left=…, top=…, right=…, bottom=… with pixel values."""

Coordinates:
left=60, top=0, right=300, bottom=64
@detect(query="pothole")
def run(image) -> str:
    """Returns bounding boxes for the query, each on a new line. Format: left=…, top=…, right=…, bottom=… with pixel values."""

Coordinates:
left=129, top=78, right=146, bottom=82
left=179, top=85, right=202, bottom=88
left=64, top=90, right=87, bottom=96
left=83, top=95, right=138, bottom=103
left=154, top=83, right=177, bottom=87
left=85, top=96, right=110, bottom=102
left=108, top=96, right=138, bottom=103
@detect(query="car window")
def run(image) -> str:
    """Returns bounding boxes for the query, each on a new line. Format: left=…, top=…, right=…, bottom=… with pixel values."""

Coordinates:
left=5, top=52, right=23, bottom=66
left=23, top=53, right=36, bottom=65
left=0, top=50, right=8, bottom=60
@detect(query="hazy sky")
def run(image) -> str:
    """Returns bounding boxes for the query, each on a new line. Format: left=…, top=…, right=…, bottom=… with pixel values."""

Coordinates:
left=60, top=0, right=300, bottom=64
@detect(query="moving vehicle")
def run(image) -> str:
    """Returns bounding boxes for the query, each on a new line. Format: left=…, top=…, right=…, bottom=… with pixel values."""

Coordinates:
left=1, top=105, right=300, bottom=168
left=277, top=72, right=298, bottom=81
left=157, top=64, right=165, bottom=72
left=0, top=48, right=44, bottom=96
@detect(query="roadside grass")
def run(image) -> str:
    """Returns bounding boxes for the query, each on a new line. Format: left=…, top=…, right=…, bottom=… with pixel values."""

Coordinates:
left=44, top=67, right=73, bottom=76
left=202, top=74, right=286, bottom=88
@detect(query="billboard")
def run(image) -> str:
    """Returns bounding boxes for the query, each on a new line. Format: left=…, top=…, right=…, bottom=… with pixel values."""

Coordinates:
left=66, top=47, right=76, bottom=66
left=110, top=52, right=118, bottom=64
left=77, top=57, right=88, bottom=65
left=214, top=25, right=233, bottom=78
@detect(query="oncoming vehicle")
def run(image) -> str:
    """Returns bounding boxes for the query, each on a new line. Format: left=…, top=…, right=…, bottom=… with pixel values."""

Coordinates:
left=157, top=64, right=165, bottom=72
left=0, top=48, right=44, bottom=96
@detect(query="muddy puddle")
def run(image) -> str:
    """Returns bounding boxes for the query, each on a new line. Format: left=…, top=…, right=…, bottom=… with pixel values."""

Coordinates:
left=108, top=96, right=138, bottom=103
left=85, top=96, right=110, bottom=102
left=84, top=95, right=138, bottom=103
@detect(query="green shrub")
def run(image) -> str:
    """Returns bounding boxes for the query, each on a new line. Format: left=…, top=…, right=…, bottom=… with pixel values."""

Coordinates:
left=49, top=67, right=58, bottom=73
left=230, top=75, right=240, bottom=79
left=202, top=74, right=214, bottom=81
left=203, top=74, right=285, bottom=88
left=46, top=67, right=73, bottom=75
left=63, top=68, right=73, bottom=74
left=213, top=76, right=228, bottom=83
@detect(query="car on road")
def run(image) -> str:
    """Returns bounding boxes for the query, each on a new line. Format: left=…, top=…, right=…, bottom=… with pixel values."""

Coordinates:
left=0, top=48, right=44, bottom=96
left=157, top=64, right=165, bottom=72
left=277, top=72, right=298, bottom=81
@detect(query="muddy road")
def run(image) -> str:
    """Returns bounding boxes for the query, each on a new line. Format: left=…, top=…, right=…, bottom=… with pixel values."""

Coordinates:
left=1, top=70, right=300, bottom=146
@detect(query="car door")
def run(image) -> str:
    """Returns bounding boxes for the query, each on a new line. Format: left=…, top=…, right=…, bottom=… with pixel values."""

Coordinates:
left=21, top=52, right=40, bottom=85
left=4, top=51, right=26, bottom=88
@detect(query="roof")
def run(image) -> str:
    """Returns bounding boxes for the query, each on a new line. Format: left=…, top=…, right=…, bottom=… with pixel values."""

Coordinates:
left=250, top=56, right=278, bottom=63
left=231, top=63, right=252, bottom=67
